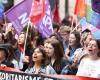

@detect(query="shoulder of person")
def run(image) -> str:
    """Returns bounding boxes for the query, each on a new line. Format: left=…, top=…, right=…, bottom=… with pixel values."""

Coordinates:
left=1, top=60, right=14, bottom=68
left=74, top=48, right=84, bottom=53
left=11, top=59, right=18, bottom=64
left=46, top=65, right=53, bottom=70
left=79, top=54, right=89, bottom=63
left=61, top=57, right=69, bottom=65
left=25, top=67, right=33, bottom=73
left=45, top=64, right=56, bottom=74
left=96, top=58, right=100, bottom=62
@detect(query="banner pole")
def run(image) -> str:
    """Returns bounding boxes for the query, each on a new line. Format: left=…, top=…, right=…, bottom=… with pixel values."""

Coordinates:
left=23, top=19, right=30, bottom=55
left=70, top=15, right=75, bottom=33
left=72, top=20, right=80, bottom=32
left=4, top=13, right=7, bottom=28
left=3, top=13, right=9, bottom=36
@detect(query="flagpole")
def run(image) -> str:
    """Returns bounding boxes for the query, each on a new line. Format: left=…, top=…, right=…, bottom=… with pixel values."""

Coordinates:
left=3, top=13, right=9, bottom=36
left=72, top=15, right=78, bottom=32
left=72, top=19, right=80, bottom=32
left=3, top=13, right=7, bottom=28
left=75, top=15, right=78, bottom=31
left=23, top=19, right=30, bottom=55
left=70, top=15, right=75, bottom=33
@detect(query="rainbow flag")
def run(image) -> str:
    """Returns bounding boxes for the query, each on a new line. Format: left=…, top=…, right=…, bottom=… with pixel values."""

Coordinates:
left=86, top=0, right=100, bottom=29
left=74, top=0, right=86, bottom=17
left=80, top=17, right=100, bottom=39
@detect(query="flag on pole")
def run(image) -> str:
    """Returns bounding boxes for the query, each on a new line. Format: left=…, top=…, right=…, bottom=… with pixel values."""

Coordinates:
left=86, top=0, right=100, bottom=29
left=74, top=0, right=86, bottom=17
left=35, top=0, right=54, bottom=38
left=5, top=0, right=32, bottom=34
left=30, top=0, right=45, bottom=24
left=52, top=0, right=60, bottom=23
left=80, top=17, right=100, bottom=39
left=5, top=0, right=53, bottom=37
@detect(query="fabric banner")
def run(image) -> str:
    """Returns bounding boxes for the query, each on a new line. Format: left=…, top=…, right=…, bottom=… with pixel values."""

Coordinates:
left=5, top=0, right=53, bottom=37
left=91, top=0, right=100, bottom=14
left=86, top=0, right=100, bottom=29
left=5, top=0, right=32, bottom=34
left=52, top=0, right=60, bottom=23
left=0, top=67, right=100, bottom=80
left=35, top=0, right=54, bottom=38
left=0, top=4, right=4, bottom=20
left=0, top=0, right=8, bottom=21
left=74, top=0, right=86, bottom=17
left=30, top=0, right=45, bottom=24
left=80, top=17, right=100, bottom=39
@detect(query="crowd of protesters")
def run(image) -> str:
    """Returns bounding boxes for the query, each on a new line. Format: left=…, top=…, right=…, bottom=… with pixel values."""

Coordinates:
left=0, top=0, right=100, bottom=79
left=0, top=16, right=100, bottom=79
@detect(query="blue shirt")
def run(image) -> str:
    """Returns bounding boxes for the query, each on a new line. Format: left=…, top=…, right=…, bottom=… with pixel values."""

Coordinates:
left=68, top=47, right=77, bottom=64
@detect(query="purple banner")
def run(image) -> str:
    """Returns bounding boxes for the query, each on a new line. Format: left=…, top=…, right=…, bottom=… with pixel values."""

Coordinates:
left=5, top=0, right=32, bottom=34
left=36, top=0, right=54, bottom=38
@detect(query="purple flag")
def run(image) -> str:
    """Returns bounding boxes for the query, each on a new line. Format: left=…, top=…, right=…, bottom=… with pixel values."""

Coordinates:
left=80, top=17, right=100, bottom=39
left=35, top=0, right=54, bottom=38
left=5, top=0, right=32, bottom=34
left=86, top=0, right=100, bottom=29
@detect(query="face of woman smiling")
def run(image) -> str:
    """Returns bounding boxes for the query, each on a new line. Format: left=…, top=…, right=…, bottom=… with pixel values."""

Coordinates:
left=87, top=40, right=99, bottom=57
left=32, top=48, right=44, bottom=62
left=68, top=33, right=76, bottom=47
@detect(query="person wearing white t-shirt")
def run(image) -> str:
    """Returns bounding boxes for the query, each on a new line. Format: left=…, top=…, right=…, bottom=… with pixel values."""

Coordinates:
left=76, top=39, right=100, bottom=78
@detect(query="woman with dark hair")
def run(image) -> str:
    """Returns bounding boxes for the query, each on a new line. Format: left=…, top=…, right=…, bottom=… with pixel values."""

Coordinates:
left=65, top=31, right=81, bottom=64
left=16, top=32, right=33, bottom=71
left=44, top=38, right=67, bottom=74
left=7, top=44, right=20, bottom=69
left=61, top=31, right=81, bottom=75
left=77, top=39, right=100, bottom=78
left=25, top=46, right=56, bottom=74
left=0, top=45, right=14, bottom=68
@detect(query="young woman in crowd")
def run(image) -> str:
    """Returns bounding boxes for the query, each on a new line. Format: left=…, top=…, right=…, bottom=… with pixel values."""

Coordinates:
left=58, top=25, right=71, bottom=52
left=16, top=32, right=33, bottom=71
left=7, top=44, right=20, bottom=69
left=73, top=30, right=93, bottom=62
left=44, top=38, right=67, bottom=74
left=65, top=31, right=81, bottom=64
left=61, top=31, right=81, bottom=75
left=0, top=46, right=14, bottom=67
left=25, top=46, right=56, bottom=74
left=76, top=39, right=100, bottom=78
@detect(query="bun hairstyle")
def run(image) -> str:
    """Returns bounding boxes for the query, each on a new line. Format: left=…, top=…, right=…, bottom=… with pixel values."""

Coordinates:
left=0, top=44, right=11, bottom=58
left=0, top=46, right=9, bottom=58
